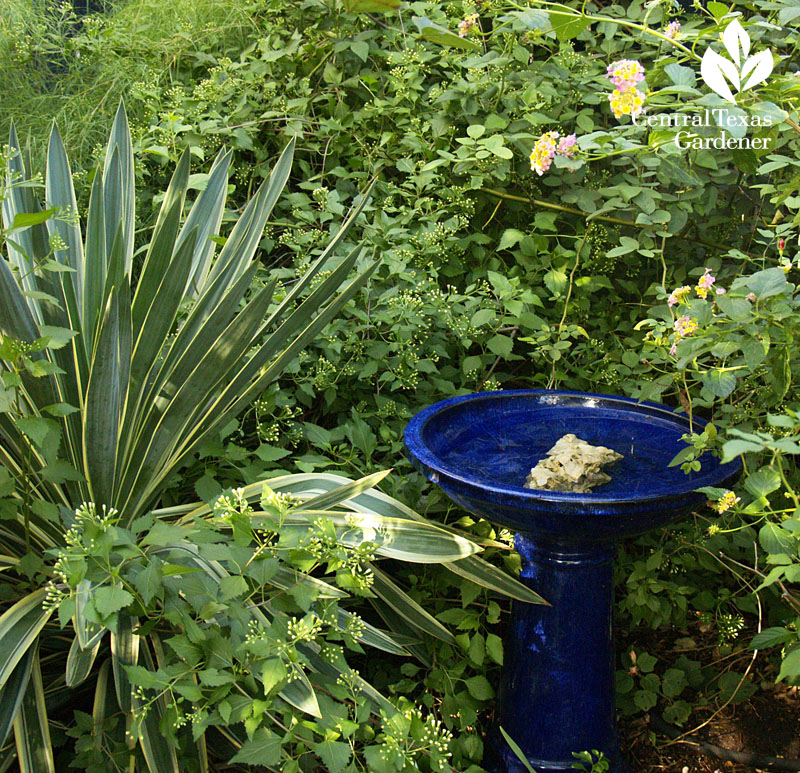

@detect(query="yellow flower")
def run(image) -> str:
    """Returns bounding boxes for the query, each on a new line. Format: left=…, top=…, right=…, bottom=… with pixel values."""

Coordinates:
left=711, top=490, right=740, bottom=514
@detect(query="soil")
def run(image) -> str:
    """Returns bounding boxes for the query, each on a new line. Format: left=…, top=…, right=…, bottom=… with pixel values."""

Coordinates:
left=618, top=624, right=800, bottom=773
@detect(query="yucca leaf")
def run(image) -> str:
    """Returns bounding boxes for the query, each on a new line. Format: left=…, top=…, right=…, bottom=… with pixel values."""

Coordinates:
left=370, top=598, right=431, bottom=666
left=82, top=168, right=107, bottom=343
left=65, top=634, right=103, bottom=687
left=189, top=262, right=378, bottom=457
left=268, top=472, right=548, bottom=603
left=243, top=246, right=362, bottom=370
left=102, top=146, right=123, bottom=262
left=45, top=123, right=84, bottom=306
left=269, top=567, right=347, bottom=599
left=337, top=609, right=409, bottom=655
left=103, top=102, right=135, bottom=273
left=91, top=659, right=112, bottom=751
left=293, top=470, right=391, bottom=512
left=135, top=640, right=180, bottom=773
left=255, top=509, right=480, bottom=563
left=371, top=567, right=456, bottom=644
left=83, top=289, right=121, bottom=506
left=126, top=226, right=197, bottom=421
left=202, top=137, right=295, bottom=294
left=149, top=266, right=263, bottom=408
left=13, top=648, right=54, bottom=773
left=0, top=253, right=39, bottom=343
left=181, top=148, right=233, bottom=297
left=130, top=149, right=191, bottom=335
left=117, top=281, right=276, bottom=520
left=3, top=125, right=42, bottom=315
left=0, top=645, right=34, bottom=746
left=445, top=554, right=548, bottom=605
left=111, top=613, right=139, bottom=715
left=73, top=580, right=106, bottom=651
left=0, top=589, right=52, bottom=689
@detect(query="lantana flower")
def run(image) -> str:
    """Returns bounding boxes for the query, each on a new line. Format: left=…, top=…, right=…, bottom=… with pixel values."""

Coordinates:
left=668, top=285, right=691, bottom=307
left=711, top=490, right=740, bottom=514
left=664, top=20, right=681, bottom=40
left=695, top=268, right=716, bottom=299
left=529, top=131, right=560, bottom=176
left=557, top=133, right=577, bottom=158
left=609, top=87, right=645, bottom=119
left=674, top=315, right=697, bottom=338
left=459, top=13, right=479, bottom=37
left=607, top=59, right=645, bottom=91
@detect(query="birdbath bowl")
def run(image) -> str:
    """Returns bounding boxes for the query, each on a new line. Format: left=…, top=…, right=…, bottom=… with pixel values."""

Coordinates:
left=405, top=390, right=741, bottom=773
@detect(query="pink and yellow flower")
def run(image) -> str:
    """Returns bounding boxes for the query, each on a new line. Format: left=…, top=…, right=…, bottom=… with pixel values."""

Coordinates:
left=556, top=133, right=578, bottom=158
left=607, top=59, right=645, bottom=91
left=711, top=490, right=740, bottom=514
left=664, top=20, right=681, bottom=40
left=459, top=13, right=479, bottom=37
left=609, top=87, right=645, bottom=119
left=529, top=131, right=560, bottom=176
left=668, top=285, right=691, bottom=307
left=674, top=315, right=698, bottom=338
left=695, top=268, right=716, bottom=299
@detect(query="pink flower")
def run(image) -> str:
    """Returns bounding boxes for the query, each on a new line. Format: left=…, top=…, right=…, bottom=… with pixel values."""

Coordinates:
left=556, top=134, right=577, bottom=158
left=715, top=287, right=726, bottom=295
left=669, top=343, right=678, bottom=355
left=607, top=59, right=645, bottom=91
left=664, top=20, right=681, bottom=40
left=746, top=292, right=757, bottom=302
left=674, top=315, right=698, bottom=338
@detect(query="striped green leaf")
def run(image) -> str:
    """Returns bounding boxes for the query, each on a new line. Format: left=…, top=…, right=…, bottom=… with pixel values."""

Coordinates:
left=0, top=589, right=52, bottom=690
left=13, top=649, right=54, bottom=773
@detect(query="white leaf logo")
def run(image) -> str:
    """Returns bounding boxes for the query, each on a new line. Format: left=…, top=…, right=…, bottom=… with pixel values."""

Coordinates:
left=700, top=18, right=774, bottom=104
left=723, top=19, right=749, bottom=66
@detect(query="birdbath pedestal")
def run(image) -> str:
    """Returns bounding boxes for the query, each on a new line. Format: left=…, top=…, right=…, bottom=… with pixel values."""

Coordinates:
left=405, top=390, right=741, bottom=773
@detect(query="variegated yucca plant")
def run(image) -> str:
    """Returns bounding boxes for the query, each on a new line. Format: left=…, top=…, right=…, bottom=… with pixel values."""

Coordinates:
left=0, top=105, right=543, bottom=770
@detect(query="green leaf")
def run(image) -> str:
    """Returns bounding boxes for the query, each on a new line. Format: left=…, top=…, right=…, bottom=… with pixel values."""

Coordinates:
left=498, top=228, right=525, bottom=251
left=344, top=0, right=402, bottom=11
left=314, top=739, right=351, bottom=772
left=486, top=633, right=504, bottom=665
left=750, top=627, right=794, bottom=650
left=412, top=16, right=481, bottom=50
left=10, top=209, right=57, bottom=231
left=701, top=368, right=737, bottom=399
left=219, top=575, right=248, bottom=601
left=93, top=586, right=134, bottom=619
left=487, top=334, right=514, bottom=358
left=548, top=11, right=589, bottom=41
left=777, top=647, right=800, bottom=682
left=261, top=658, right=288, bottom=694
left=759, top=522, right=796, bottom=556
left=465, top=674, right=494, bottom=700
left=744, top=467, right=781, bottom=499
left=745, top=267, right=788, bottom=300
left=230, top=727, right=283, bottom=766
left=721, top=437, right=764, bottom=462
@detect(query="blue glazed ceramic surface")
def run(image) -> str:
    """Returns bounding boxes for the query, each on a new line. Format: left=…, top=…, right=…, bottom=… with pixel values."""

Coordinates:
left=405, top=389, right=741, bottom=540
left=405, top=390, right=742, bottom=773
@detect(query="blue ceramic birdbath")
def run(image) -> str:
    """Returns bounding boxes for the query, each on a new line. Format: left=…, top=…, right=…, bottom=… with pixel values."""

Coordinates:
left=405, top=390, right=741, bottom=773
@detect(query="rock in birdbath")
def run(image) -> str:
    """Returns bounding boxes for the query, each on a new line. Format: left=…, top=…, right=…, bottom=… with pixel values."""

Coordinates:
left=524, top=434, right=623, bottom=493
